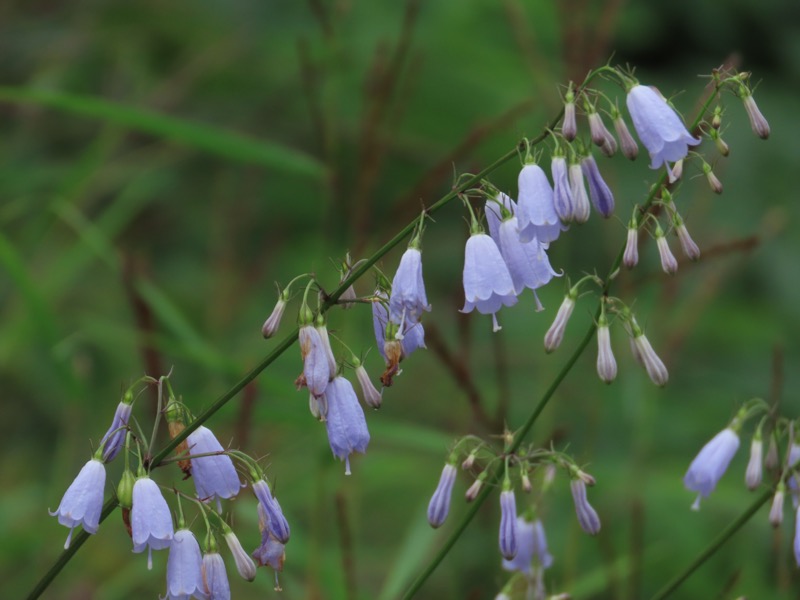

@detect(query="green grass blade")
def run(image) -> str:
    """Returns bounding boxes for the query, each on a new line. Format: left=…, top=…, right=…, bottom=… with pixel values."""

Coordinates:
left=0, top=86, right=326, bottom=177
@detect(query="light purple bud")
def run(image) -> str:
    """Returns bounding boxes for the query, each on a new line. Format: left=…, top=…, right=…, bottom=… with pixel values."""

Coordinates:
left=465, top=478, right=483, bottom=502
left=614, top=116, right=639, bottom=160
left=705, top=166, right=724, bottom=195
left=684, top=428, right=740, bottom=510
left=742, top=93, right=770, bottom=139
left=187, top=425, right=242, bottom=503
left=261, top=298, right=286, bottom=338
left=623, top=226, right=639, bottom=269
left=517, top=164, right=564, bottom=244
left=299, top=325, right=332, bottom=398
left=568, top=163, right=591, bottom=223
left=570, top=479, right=601, bottom=535
left=99, top=402, right=132, bottom=463
left=580, top=155, right=615, bottom=218
left=562, top=101, right=577, bottom=141
left=202, top=552, right=230, bottom=600
left=596, top=324, right=617, bottom=383
left=770, top=487, right=785, bottom=527
left=165, top=529, right=205, bottom=599
left=588, top=111, right=611, bottom=148
left=49, top=458, right=106, bottom=549
left=631, top=333, right=669, bottom=386
left=675, top=222, right=700, bottom=261
left=496, top=217, right=559, bottom=296
left=626, top=85, right=700, bottom=182
left=355, top=364, right=382, bottom=409
left=551, top=156, right=575, bottom=222
left=672, top=159, right=684, bottom=181
left=498, top=490, right=518, bottom=560
left=427, top=463, right=457, bottom=528
left=745, top=438, right=763, bottom=491
left=252, top=479, right=291, bottom=544
left=324, top=376, right=370, bottom=475
left=544, top=295, right=575, bottom=353
left=656, top=233, right=678, bottom=275
left=461, top=233, right=518, bottom=319
left=131, top=476, right=174, bottom=569
left=389, top=247, right=431, bottom=324
left=224, top=530, right=257, bottom=582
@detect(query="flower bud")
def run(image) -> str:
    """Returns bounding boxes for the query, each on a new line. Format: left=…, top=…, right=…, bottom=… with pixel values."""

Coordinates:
left=521, top=472, right=532, bottom=493
left=427, top=463, right=457, bottom=528
left=544, top=294, right=576, bottom=353
left=551, top=156, right=575, bottom=223
left=355, top=363, right=382, bottom=409
left=568, top=162, right=591, bottom=224
left=741, top=91, right=770, bottom=139
left=596, top=320, right=617, bottom=384
left=117, top=468, right=135, bottom=509
left=703, top=163, right=723, bottom=194
left=224, top=530, right=257, bottom=582
left=465, top=478, right=483, bottom=502
left=461, top=452, right=476, bottom=471
left=570, top=479, right=601, bottom=535
left=766, top=436, right=779, bottom=470
left=769, top=484, right=785, bottom=527
left=587, top=111, right=611, bottom=148
left=711, top=106, right=722, bottom=130
left=630, top=329, right=669, bottom=387
left=671, top=158, right=684, bottom=181
left=655, top=228, right=678, bottom=275
left=262, top=296, right=287, bottom=338
left=712, top=130, right=730, bottom=157
left=614, top=115, right=638, bottom=160
left=675, top=222, right=700, bottom=261
left=745, top=437, right=763, bottom=491
left=623, top=222, right=639, bottom=269
left=498, top=489, right=518, bottom=560
left=562, top=89, right=577, bottom=141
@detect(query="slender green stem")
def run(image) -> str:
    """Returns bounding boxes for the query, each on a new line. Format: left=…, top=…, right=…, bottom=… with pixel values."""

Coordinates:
left=401, top=80, right=723, bottom=599
left=649, top=488, right=772, bottom=600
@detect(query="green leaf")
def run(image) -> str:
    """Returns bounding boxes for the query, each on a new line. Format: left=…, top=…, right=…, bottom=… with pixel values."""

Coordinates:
left=0, top=86, right=326, bottom=177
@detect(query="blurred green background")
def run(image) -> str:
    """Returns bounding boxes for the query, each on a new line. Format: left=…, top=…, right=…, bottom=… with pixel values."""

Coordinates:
left=2, top=1, right=799, bottom=598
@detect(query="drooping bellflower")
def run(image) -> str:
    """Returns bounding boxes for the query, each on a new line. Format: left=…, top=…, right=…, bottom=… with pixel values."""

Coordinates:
left=626, top=84, right=700, bottom=182
left=683, top=428, right=740, bottom=510
left=187, top=426, right=242, bottom=506
left=427, top=463, right=457, bottom=528
left=324, top=376, right=370, bottom=475
left=628, top=317, right=669, bottom=387
left=372, top=290, right=425, bottom=361
left=389, top=246, right=431, bottom=326
left=252, top=479, right=291, bottom=544
left=165, top=529, right=206, bottom=600
left=498, top=489, right=518, bottom=560
left=201, top=552, right=231, bottom=600
left=253, top=502, right=286, bottom=572
left=298, top=324, right=332, bottom=398
left=461, top=232, right=518, bottom=332
left=49, top=457, right=106, bottom=549
left=502, top=517, right=553, bottom=574
left=495, top=216, right=558, bottom=298
left=131, top=476, right=175, bottom=569
left=516, top=163, right=564, bottom=244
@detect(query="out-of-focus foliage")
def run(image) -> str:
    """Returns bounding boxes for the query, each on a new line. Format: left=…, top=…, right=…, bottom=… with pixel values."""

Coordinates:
left=1, top=1, right=799, bottom=598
